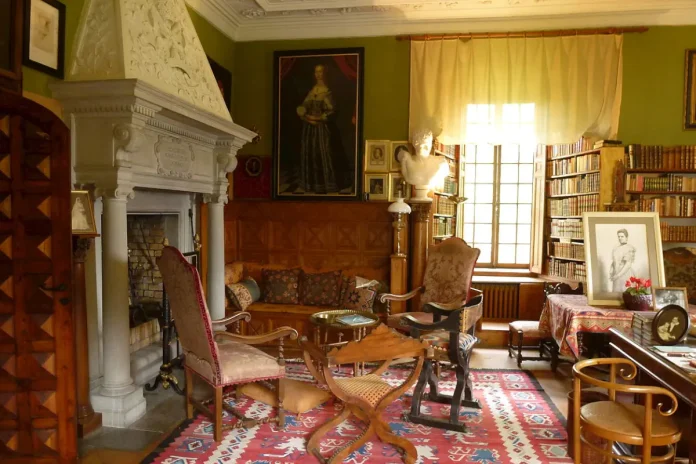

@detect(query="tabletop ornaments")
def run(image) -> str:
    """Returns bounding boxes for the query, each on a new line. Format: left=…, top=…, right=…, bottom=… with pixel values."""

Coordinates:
left=622, top=276, right=653, bottom=311
left=398, top=127, right=449, bottom=202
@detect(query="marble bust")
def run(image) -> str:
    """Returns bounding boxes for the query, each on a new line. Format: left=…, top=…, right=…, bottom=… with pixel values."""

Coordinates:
left=399, top=128, right=450, bottom=201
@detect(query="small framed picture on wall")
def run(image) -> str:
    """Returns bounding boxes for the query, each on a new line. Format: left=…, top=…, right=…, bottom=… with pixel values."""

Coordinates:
left=685, top=49, right=696, bottom=129
left=364, top=140, right=389, bottom=173
left=364, top=173, right=388, bottom=201
left=23, top=0, right=65, bottom=79
left=71, top=190, right=97, bottom=235
left=388, top=173, right=409, bottom=201
left=390, top=141, right=410, bottom=172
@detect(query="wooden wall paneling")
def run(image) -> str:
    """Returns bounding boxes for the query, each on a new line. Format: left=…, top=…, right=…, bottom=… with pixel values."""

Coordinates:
left=518, top=282, right=545, bottom=321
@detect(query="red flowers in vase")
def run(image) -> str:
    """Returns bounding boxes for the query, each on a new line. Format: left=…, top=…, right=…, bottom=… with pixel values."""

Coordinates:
left=623, top=276, right=652, bottom=310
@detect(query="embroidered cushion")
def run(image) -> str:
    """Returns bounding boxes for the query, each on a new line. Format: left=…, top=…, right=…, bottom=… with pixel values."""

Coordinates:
left=339, top=276, right=377, bottom=312
left=262, top=268, right=302, bottom=304
left=224, top=262, right=244, bottom=285
left=238, top=379, right=331, bottom=414
left=300, top=271, right=342, bottom=306
left=421, top=332, right=478, bottom=353
left=225, top=278, right=261, bottom=311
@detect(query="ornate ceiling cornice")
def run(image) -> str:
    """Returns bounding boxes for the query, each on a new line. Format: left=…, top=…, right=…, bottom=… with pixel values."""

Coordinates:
left=185, top=0, right=696, bottom=42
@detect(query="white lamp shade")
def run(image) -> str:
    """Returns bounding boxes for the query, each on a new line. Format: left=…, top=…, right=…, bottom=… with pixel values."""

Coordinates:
left=388, top=198, right=412, bottom=214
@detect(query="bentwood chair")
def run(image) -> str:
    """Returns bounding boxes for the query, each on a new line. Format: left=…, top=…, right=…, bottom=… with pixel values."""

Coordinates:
left=158, top=246, right=298, bottom=442
left=301, top=324, right=429, bottom=464
left=572, top=358, right=682, bottom=464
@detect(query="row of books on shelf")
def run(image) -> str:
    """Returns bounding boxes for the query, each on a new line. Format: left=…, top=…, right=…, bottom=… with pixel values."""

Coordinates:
left=626, top=174, right=696, bottom=193
left=434, top=141, right=457, bottom=157
left=441, top=177, right=458, bottom=195
left=660, top=223, right=696, bottom=242
left=548, top=173, right=599, bottom=196
left=436, top=196, right=457, bottom=215
left=546, top=258, right=586, bottom=282
left=548, top=137, right=594, bottom=159
left=549, top=219, right=583, bottom=239
left=625, top=144, right=696, bottom=170
left=548, top=195, right=599, bottom=216
left=547, top=153, right=600, bottom=176
left=433, top=217, right=455, bottom=237
left=548, top=242, right=585, bottom=260
left=634, top=197, right=696, bottom=217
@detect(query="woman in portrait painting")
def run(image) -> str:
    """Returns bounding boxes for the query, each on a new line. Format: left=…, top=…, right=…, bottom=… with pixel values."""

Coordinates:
left=296, top=64, right=338, bottom=194
left=72, top=197, right=90, bottom=231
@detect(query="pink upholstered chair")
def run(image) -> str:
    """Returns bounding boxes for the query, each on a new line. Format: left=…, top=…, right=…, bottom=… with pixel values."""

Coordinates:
left=157, top=246, right=298, bottom=442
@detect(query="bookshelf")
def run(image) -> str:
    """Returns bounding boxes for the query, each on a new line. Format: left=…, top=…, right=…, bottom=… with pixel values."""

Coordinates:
left=431, top=140, right=463, bottom=244
left=622, top=143, right=696, bottom=245
left=542, top=138, right=624, bottom=284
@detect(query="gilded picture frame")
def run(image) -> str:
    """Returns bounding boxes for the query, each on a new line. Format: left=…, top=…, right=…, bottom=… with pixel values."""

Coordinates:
left=71, top=190, right=97, bottom=235
left=364, top=173, right=388, bottom=201
left=685, top=49, right=696, bottom=130
left=583, top=212, right=665, bottom=306
left=273, top=47, right=365, bottom=200
left=364, top=140, right=389, bottom=173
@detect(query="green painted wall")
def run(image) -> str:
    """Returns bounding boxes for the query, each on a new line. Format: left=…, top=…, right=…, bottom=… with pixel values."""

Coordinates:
left=232, top=37, right=410, bottom=156
left=21, top=1, right=236, bottom=107
left=618, top=26, right=696, bottom=145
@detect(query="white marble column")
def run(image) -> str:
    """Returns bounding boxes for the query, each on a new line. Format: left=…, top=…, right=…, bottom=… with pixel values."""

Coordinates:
left=204, top=194, right=227, bottom=321
left=91, top=188, right=146, bottom=427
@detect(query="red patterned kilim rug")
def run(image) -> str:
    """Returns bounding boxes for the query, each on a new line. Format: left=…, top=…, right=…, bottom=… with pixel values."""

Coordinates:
left=142, top=363, right=571, bottom=464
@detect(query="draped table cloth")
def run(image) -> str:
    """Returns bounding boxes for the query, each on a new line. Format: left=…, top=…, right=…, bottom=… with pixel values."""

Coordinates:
left=539, top=294, right=696, bottom=358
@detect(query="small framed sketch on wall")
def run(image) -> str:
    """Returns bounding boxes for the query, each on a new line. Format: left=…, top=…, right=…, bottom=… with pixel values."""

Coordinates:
left=364, top=173, right=388, bottom=201
left=364, top=140, right=389, bottom=173
left=388, top=173, right=409, bottom=201
left=685, top=49, right=696, bottom=129
left=390, top=141, right=409, bottom=172
left=71, top=190, right=97, bottom=235
left=23, top=0, right=65, bottom=78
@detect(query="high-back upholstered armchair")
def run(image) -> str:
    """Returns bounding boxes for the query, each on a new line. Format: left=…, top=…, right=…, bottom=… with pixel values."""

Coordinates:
left=663, top=247, right=696, bottom=304
left=157, top=247, right=298, bottom=442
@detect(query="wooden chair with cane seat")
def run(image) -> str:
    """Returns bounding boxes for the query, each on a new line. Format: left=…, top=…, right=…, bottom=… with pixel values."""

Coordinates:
left=157, top=246, right=299, bottom=442
left=300, top=324, right=430, bottom=464
left=572, top=358, right=682, bottom=464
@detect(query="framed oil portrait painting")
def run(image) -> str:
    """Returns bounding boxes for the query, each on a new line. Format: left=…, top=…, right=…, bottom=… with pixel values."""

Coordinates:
left=364, top=173, right=387, bottom=201
left=583, top=212, right=665, bottom=306
left=364, top=140, right=389, bottom=173
left=0, top=0, right=23, bottom=90
left=23, top=0, right=65, bottom=79
left=273, top=48, right=364, bottom=200
left=71, top=190, right=97, bottom=235
left=208, top=56, right=231, bottom=110
left=685, top=49, right=696, bottom=130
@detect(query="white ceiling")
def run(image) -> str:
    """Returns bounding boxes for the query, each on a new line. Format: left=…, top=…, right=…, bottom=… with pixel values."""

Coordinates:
left=185, top=0, right=696, bottom=42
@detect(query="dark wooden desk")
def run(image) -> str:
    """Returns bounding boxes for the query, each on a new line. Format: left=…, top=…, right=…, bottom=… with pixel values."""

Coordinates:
left=610, top=328, right=696, bottom=463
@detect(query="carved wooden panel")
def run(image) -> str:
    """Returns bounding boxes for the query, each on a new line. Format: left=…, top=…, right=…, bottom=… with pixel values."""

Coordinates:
left=0, top=91, right=75, bottom=462
left=225, top=201, right=392, bottom=281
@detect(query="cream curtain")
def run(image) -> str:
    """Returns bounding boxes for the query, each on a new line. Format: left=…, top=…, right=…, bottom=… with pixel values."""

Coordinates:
left=409, top=35, right=623, bottom=145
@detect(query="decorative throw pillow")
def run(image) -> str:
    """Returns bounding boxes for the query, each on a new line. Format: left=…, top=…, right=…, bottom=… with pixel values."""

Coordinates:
left=339, top=276, right=377, bottom=312
left=300, top=271, right=342, bottom=306
left=238, top=379, right=331, bottom=414
left=224, top=261, right=244, bottom=285
left=225, top=278, right=261, bottom=311
left=262, top=268, right=302, bottom=304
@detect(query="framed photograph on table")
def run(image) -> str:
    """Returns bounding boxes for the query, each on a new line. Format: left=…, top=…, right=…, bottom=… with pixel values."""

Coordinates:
left=583, top=212, right=665, bottom=306
left=23, top=0, right=65, bottom=79
left=364, top=140, right=389, bottom=173
left=652, top=304, right=690, bottom=345
left=273, top=47, right=364, bottom=200
left=685, top=49, right=696, bottom=130
left=71, top=190, right=97, bottom=235
left=364, top=173, right=388, bottom=201
left=652, top=287, right=689, bottom=310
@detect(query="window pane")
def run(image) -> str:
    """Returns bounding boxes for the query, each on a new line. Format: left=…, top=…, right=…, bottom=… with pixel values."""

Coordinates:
left=501, top=145, right=519, bottom=164
left=476, top=145, right=495, bottom=163
left=499, top=224, right=517, bottom=244
left=476, top=164, right=494, bottom=183
left=474, top=223, right=493, bottom=243
left=519, top=164, right=534, bottom=181
left=464, top=223, right=474, bottom=242
left=516, top=244, right=531, bottom=264
left=498, top=244, right=516, bottom=264
left=475, top=203, right=493, bottom=223
left=518, top=184, right=533, bottom=203
left=465, top=183, right=476, bottom=201
left=476, top=243, right=492, bottom=264
left=519, top=146, right=535, bottom=163
left=475, top=184, right=494, bottom=203
left=517, top=204, right=532, bottom=224
left=499, top=204, right=517, bottom=224
left=500, top=164, right=518, bottom=183
left=499, top=184, right=518, bottom=204
left=465, top=163, right=476, bottom=180
left=517, top=224, right=531, bottom=244
left=463, top=205, right=474, bottom=223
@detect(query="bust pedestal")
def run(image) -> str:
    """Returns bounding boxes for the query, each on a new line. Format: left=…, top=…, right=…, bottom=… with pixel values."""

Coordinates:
left=408, top=201, right=432, bottom=312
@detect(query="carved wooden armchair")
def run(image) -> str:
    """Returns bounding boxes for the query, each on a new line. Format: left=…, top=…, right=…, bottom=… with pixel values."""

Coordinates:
left=300, top=325, right=429, bottom=464
left=157, top=246, right=298, bottom=442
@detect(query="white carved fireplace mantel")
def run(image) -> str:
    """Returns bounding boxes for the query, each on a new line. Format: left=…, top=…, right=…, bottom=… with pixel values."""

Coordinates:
left=52, top=0, right=255, bottom=428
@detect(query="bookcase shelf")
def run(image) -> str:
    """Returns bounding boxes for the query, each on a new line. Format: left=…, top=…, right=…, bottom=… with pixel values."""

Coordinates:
left=627, top=191, right=696, bottom=195
left=548, top=255, right=585, bottom=263
left=548, top=191, right=599, bottom=199
left=549, top=170, right=600, bottom=179
left=549, top=148, right=600, bottom=161
left=430, top=140, right=463, bottom=243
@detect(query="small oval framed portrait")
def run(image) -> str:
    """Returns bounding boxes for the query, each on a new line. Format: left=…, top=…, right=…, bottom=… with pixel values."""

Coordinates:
left=245, top=156, right=262, bottom=177
left=652, top=304, right=691, bottom=345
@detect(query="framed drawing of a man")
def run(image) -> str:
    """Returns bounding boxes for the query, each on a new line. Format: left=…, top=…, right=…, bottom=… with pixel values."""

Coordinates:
left=685, top=49, right=696, bottom=130
left=273, top=48, right=364, bottom=200
left=583, top=212, right=665, bottom=306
